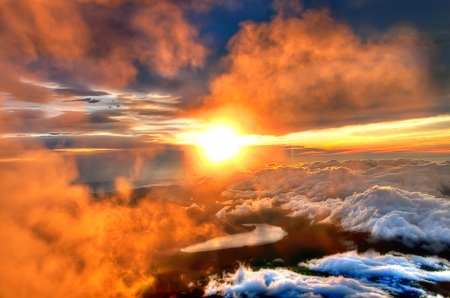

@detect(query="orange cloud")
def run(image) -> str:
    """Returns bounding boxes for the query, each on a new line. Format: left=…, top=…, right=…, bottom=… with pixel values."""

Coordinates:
left=0, top=0, right=208, bottom=102
left=197, top=8, right=436, bottom=135
left=0, top=109, right=223, bottom=296
left=0, top=142, right=224, bottom=297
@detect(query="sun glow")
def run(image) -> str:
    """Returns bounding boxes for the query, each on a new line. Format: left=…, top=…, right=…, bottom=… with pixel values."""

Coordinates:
left=198, top=125, right=242, bottom=163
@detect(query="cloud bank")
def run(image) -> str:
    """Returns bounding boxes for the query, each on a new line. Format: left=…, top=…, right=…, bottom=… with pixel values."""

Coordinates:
left=328, top=186, right=450, bottom=252
left=219, top=160, right=450, bottom=252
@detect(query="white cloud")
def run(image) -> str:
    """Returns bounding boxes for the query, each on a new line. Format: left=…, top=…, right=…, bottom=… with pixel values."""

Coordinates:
left=204, top=264, right=389, bottom=297
left=219, top=161, right=450, bottom=252
left=301, top=250, right=450, bottom=296
left=329, top=186, right=450, bottom=252
left=204, top=250, right=450, bottom=297
left=223, top=160, right=450, bottom=202
left=218, top=197, right=273, bottom=218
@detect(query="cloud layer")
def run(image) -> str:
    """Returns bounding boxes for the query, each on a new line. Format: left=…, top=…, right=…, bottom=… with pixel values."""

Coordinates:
left=219, top=160, right=450, bottom=252
left=328, top=186, right=450, bottom=252
left=0, top=139, right=223, bottom=297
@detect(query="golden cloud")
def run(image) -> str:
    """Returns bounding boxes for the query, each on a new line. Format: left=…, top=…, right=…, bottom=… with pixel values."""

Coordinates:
left=198, top=8, right=436, bottom=134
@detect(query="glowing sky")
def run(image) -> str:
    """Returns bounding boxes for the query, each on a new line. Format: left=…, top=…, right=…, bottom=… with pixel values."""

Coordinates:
left=0, top=0, right=449, bottom=180
left=1, top=2, right=450, bottom=296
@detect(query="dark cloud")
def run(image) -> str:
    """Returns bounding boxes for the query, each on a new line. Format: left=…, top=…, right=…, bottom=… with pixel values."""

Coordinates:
left=0, top=110, right=121, bottom=134
left=63, top=98, right=102, bottom=104
left=55, top=88, right=110, bottom=97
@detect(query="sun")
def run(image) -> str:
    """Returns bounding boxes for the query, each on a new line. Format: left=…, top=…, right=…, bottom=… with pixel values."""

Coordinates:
left=198, top=125, right=242, bottom=163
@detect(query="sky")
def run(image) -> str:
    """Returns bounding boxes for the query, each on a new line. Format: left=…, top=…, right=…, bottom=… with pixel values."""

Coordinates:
left=1, top=0, right=450, bottom=181
left=1, top=2, right=450, bottom=297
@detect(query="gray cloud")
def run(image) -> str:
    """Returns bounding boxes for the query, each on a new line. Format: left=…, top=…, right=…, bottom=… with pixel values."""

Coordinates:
left=63, top=98, right=102, bottom=104
left=55, top=88, right=110, bottom=97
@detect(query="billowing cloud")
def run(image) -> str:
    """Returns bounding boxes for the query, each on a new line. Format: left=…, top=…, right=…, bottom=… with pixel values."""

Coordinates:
left=0, top=134, right=224, bottom=297
left=0, top=0, right=208, bottom=102
left=216, top=197, right=273, bottom=218
left=197, top=7, right=436, bottom=134
left=302, top=250, right=450, bottom=296
left=328, top=186, right=450, bottom=253
left=204, top=250, right=450, bottom=297
left=223, top=160, right=450, bottom=202
left=219, top=160, right=450, bottom=252
left=204, top=264, right=389, bottom=297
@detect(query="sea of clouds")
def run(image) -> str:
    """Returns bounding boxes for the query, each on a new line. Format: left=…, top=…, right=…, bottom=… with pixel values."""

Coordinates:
left=217, top=160, right=450, bottom=253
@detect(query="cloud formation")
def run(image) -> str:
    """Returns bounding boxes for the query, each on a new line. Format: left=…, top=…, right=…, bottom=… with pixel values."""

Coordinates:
left=0, top=138, right=223, bottom=297
left=302, top=250, right=450, bottom=296
left=328, top=186, right=450, bottom=253
left=219, top=160, right=450, bottom=252
left=198, top=7, right=436, bottom=134
left=204, top=249, right=450, bottom=297
left=0, top=0, right=208, bottom=103
left=204, top=264, right=389, bottom=297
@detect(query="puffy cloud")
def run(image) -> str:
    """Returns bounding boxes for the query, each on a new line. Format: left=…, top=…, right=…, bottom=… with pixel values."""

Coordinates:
left=204, top=264, right=389, bottom=297
left=328, top=186, right=450, bottom=252
left=220, top=160, right=450, bottom=252
left=302, top=250, right=450, bottom=296
left=223, top=160, right=450, bottom=203
left=197, top=8, right=436, bottom=134
left=0, top=136, right=223, bottom=297
left=218, top=197, right=273, bottom=217
left=0, top=0, right=208, bottom=102
left=204, top=250, right=450, bottom=297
